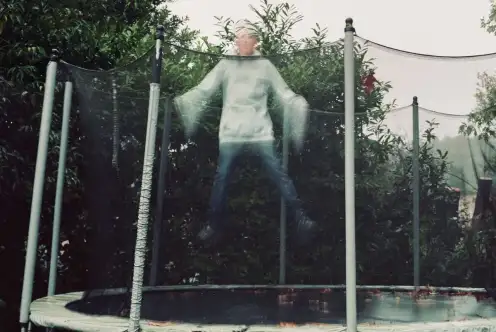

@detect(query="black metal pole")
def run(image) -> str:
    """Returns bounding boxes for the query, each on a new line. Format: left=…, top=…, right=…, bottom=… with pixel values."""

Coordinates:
left=152, top=26, right=165, bottom=85
left=111, top=75, right=120, bottom=170
left=412, top=96, right=420, bottom=290
left=149, top=97, right=172, bottom=286
left=279, top=112, right=289, bottom=284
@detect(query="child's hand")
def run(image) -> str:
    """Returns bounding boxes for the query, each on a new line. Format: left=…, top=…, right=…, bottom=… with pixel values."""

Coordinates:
left=289, top=95, right=309, bottom=151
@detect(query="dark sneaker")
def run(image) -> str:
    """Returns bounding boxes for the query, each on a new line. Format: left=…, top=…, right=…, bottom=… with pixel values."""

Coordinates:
left=198, top=224, right=222, bottom=246
left=295, top=215, right=316, bottom=246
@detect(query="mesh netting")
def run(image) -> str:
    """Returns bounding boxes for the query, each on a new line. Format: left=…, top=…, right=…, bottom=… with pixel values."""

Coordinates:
left=58, top=46, right=160, bottom=294
left=152, top=41, right=361, bottom=286
left=356, top=36, right=496, bottom=287
left=54, top=33, right=496, bottom=323
left=148, top=41, right=449, bottom=288
left=150, top=37, right=496, bottom=289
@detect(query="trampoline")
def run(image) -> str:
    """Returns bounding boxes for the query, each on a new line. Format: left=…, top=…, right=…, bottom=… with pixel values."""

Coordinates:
left=30, top=285, right=496, bottom=331
left=19, top=16, right=496, bottom=332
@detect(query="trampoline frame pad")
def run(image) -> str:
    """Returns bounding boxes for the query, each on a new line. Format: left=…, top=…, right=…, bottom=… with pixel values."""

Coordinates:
left=30, top=285, right=496, bottom=332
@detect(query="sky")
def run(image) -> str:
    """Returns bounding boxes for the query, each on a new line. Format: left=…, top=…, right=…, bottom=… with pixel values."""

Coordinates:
left=168, top=0, right=496, bottom=138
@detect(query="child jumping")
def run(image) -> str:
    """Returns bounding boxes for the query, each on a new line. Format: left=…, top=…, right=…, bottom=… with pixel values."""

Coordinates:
left=174, top=21, right=316, bottom=245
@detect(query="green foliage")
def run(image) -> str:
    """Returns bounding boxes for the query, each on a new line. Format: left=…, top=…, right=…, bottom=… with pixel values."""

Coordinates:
left=0, top=0, right=195, bottom=328
left=460, top=73, right=496, bottom=140
left=458, top=65, right=496, bottom=289
left=431, top=135, right=489, bottom=194
left=481, top=3, right=496, bottom=36
left=416, top=6, right=496, bottom=284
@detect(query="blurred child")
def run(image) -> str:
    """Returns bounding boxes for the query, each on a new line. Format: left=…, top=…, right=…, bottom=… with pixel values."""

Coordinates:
left=174, top=21, right=316, bottom=245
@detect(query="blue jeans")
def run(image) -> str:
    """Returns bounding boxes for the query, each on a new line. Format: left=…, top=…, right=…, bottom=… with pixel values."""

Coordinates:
left=208, top=140, right=302, bottom=228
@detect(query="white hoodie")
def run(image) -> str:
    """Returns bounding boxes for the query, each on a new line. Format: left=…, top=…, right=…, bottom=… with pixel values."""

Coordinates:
left=174, top=48, right=309, bottom=148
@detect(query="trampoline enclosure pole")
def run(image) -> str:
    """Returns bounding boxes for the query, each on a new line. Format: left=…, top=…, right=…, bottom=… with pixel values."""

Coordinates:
left=344, top=18, right=357, bottom=332
left=47, top=80, right=73, bottom=296
left=19, top=50, right=59, bottom=330
left=111, top=77, right=120, bottom=169
left=412, top=96, right=420, bottom=290
left=128, top=26, right=164, bottom=332
left=279, top=109, right=289, bottom=284
left=149, top=99, right=172, bottom=286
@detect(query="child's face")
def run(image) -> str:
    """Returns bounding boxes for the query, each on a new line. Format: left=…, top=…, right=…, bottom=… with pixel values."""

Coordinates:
left=235, top=28, right=258, bottom=56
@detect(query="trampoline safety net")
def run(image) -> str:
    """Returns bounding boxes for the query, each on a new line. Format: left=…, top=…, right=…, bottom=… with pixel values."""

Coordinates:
left=59, top=48, right=156, bottom=294
left=26, top=21, right=496, bottom=332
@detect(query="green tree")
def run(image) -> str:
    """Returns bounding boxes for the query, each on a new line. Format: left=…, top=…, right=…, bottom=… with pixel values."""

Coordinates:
left=481, top=3, right=496, bottom=36
left=0, top=0, right=195, bottom=328
left=458, top=63, right=496, bottom=289
left=448, top=4, right=496, bottom=284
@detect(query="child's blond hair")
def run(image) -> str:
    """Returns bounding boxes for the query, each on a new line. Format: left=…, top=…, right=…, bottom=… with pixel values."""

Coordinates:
left=234, top=19, right=259, bottom=40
